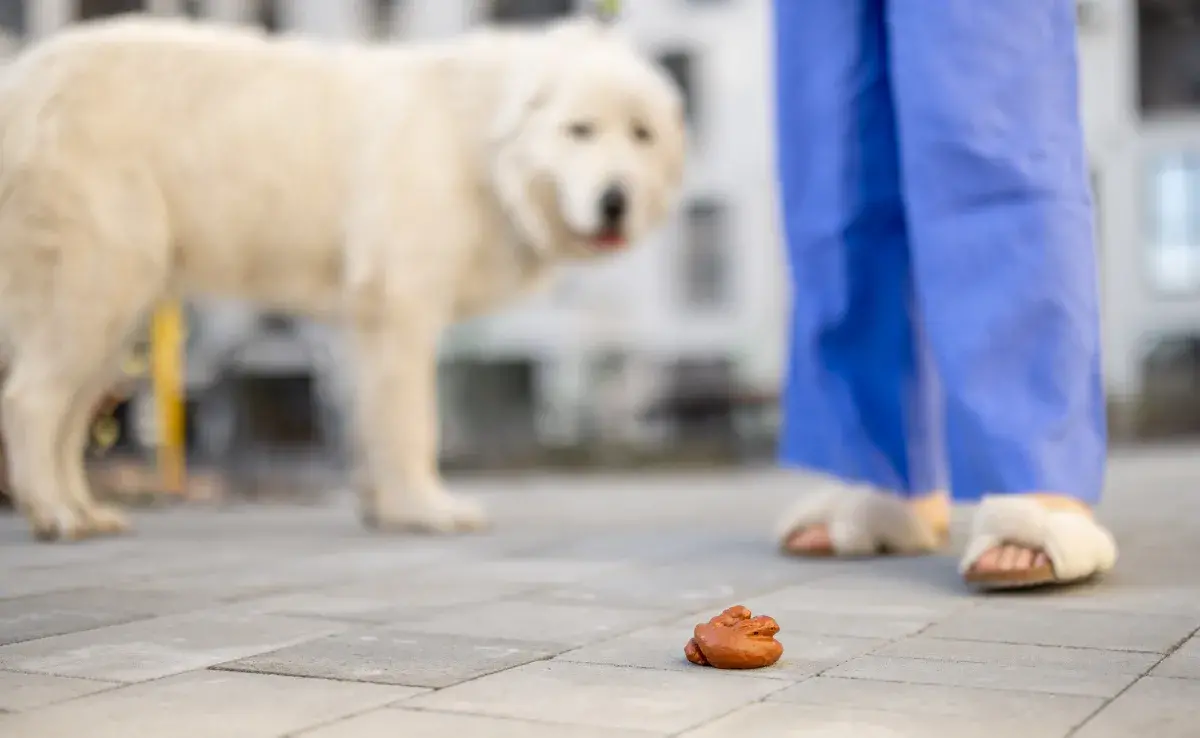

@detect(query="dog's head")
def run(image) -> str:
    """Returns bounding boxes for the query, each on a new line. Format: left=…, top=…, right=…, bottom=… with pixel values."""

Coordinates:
left=489, top=19, right=686, bottom=258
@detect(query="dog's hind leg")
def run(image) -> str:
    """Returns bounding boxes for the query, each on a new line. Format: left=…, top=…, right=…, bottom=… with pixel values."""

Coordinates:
left=56, top=331, right=148, bottom=536
left=55, top=257, right=167, bottom=539
left=0, top=174, right=170, bottom=541
left=3, top=345, right=100, bottom=541
left=5, top=297, right=160, bottom=541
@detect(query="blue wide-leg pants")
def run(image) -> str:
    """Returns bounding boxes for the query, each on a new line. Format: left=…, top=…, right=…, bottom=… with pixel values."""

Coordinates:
left=775, top=0, right=1105, bottom=504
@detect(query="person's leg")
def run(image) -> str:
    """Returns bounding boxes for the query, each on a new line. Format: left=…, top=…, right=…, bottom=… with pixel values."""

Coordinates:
left=886, top=0, right=1115, bottom=586
left=774, top=0, right=948, bottom=555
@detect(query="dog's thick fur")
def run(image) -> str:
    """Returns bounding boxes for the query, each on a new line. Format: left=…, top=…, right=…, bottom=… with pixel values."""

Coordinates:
left=0, top=15, right=685, bottom=541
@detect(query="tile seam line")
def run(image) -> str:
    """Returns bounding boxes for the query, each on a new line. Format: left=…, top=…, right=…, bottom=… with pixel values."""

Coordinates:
left=1065, top=623, right=1200, bottom=737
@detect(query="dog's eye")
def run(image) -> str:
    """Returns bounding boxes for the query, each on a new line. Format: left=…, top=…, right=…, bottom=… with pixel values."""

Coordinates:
left=632, top=122, right=654, bottom=144
left=567, top=121, right=595, bottom=140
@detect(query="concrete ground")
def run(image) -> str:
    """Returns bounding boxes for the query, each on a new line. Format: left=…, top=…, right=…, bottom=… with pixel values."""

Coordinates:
left=1, top=448, right=1199, bottom=737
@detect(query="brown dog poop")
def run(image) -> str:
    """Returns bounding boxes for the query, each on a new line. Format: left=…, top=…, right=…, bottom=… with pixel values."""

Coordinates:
left=684, top=605, right=783, bottom=669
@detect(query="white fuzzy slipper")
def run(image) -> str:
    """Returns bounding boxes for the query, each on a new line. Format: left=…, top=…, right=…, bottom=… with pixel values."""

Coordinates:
left=960, top=496, right=1118, bottom=590
left=775, top=483, right=947, bottom=557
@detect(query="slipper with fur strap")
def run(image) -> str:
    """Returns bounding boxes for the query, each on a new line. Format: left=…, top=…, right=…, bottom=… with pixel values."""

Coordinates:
left=960, top=496, right=1117, bottom=590
left=776, top=483, right=947, bottom=557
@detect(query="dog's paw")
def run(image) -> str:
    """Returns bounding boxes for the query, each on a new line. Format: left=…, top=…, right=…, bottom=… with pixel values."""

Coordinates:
left=24, top=501, right=132, bottom=542
left=80, top=504, right=132, bottom=536
left=365, top=491, right=490, bottom=535
left=26, top=505, right=94, bottom=543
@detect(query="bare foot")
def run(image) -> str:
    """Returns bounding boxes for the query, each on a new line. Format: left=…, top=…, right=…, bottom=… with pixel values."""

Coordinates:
left=782, top=490, right=951, bottom=556
left=964, top=494, right=1091, bottom=582
left=967, top=544, right=1052, bottom=577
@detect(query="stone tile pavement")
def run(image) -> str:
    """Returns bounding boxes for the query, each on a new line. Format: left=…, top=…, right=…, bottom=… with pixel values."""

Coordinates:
left=1, top=447, right=1199, bottom=737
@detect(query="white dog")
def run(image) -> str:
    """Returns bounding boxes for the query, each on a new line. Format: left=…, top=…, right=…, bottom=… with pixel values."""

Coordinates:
left=0, top=15, right=685, bottom=541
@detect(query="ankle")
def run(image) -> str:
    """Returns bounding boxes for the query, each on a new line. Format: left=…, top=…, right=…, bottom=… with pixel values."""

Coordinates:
left=907, top=490, right=951, bottom=530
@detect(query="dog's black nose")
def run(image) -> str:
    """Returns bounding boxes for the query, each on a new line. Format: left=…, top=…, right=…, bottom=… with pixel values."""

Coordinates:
left=599, top=184, right=627, bottom=227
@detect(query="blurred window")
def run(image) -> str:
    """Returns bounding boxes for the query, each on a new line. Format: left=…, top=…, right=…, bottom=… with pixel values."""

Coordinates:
left=77, top=0, right=145, bottom=20
left=1147, top=154, right=1200, bottom=294
left=681, top=198, right=729, bottom=309
left=657, top=50, right=696, bottom=127
left=489, top=0, right=573, bottom=23
left=0, top=0, right=23, bottom=36
left=370, top=0, right=397, bottom=38
left=1077, top=0, right=1103, bottom=27
left=255, top=0, right=280, bottom=32
left=1138, top=0, right=1200, bottom=114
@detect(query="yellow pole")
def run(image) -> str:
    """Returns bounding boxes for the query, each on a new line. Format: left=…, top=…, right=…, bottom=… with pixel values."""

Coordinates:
left=151, top=303, right=186, bottom=494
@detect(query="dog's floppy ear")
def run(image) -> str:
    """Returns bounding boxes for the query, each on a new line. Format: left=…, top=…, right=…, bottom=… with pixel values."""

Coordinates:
left=489, top=49, right=556, bottom=147
left=489, top=20, right=603, bottom=146
left=488, top=47, right=560, bottom=254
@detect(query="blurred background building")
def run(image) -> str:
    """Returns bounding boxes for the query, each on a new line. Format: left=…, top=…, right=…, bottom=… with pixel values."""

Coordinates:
left=0, top=0, right=1197, bottom=485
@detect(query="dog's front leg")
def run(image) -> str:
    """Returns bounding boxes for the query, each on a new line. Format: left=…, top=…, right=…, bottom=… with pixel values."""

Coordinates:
left=349, top=318, right=488, bottom=534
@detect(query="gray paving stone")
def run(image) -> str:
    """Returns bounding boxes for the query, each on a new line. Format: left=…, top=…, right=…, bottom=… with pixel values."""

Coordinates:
left=228, top=577, right=545, bottom=624
left=0, top=588, right=212, bottom=646
left=297, top=708, right=663, bottom=737
left=662, top=540, right=849, bottom=581
left=517, top=531, right=717, bottom=565
left=0, top=669, right=422, bottom=738
left=123, top=543, right=460, bottom=599
left=677, top=701, right=1075, bottom=738
left=1152, top=635, right=1200, bottom=679
left=1073, top=677, right=1200, bottom=738
left=215, top=628, right=565, bottom=688
left=557, top=623, right=882, bottom=680
left=0, top=670, right=115, bottom=712
left=0, top=611, right=343, bottom=682
left=738, top=583, right=973, bottom=620
left=920, top=605, right=1197, bottom=652
left=794, top=553, right=970, bottom=595
left=0, top=538, right=143, bottom=570
left=382, top=599, right=674, bottom=646
left=768, top=676, right=1103, bottom=735
left=987, top=584, right=1200, bottom=617
left=826, top=655, right=1138, bottom=698
left=406, top=660, right=787, bottom=733
left=220, top=591, right=419, bottom=623
left=876, top=636, right=1162, bottom=675
left=128, top=557, right=379, bottom=601
left=0, top=566, right=138, bottom=600
left=341, top=557, right=631, bottom=595
left=768, top=611, right=936, bottom=639
left=534, top=561, right=803, bottom=610
left=1, top=544, right=287, bottom=599
left=441, top=558, right=631, bottom=585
